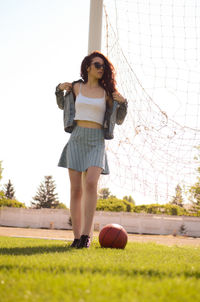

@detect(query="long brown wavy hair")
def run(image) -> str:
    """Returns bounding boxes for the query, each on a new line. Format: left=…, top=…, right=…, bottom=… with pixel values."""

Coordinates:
left=80, top=51, right=116, bottom=97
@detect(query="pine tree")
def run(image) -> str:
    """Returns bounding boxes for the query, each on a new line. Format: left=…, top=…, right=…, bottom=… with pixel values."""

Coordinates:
left=4, top=179, right=15, bottom=200
left=98, top=188, right=111, bottom=199
left=171, top=184, right=184, bottom=207
left=31, top=176, right=59, bottom=209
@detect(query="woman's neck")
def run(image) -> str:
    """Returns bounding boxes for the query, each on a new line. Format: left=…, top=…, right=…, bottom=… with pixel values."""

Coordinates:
left=86, top=77, right=99, bottom=88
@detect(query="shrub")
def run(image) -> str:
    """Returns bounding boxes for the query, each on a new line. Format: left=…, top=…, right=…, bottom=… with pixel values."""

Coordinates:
left=132, top=203, right=189, bottom=216
left=55, top=202, right=68, bottom=209
left=96, top=197, right=127, bottom=212
left=164, top=204, right=186, bottom=216
left=0, top=198, right=26, bottom=208
left=122, top=199, right=135, bottom=212
left=96, top=196, right=197, bottom=216
left=133, top=205, right=148, bottom=213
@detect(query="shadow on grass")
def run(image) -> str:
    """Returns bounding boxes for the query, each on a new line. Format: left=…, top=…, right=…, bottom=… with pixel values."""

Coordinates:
left=0, top=244, right=74, bottom=255
left=0, top=263, right=199, bottom=279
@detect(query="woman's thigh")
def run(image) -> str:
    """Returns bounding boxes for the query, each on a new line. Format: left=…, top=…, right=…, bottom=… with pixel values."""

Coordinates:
left=68, top=169, right=82, bottom=191
left=85, top=166, right=102, bottom=188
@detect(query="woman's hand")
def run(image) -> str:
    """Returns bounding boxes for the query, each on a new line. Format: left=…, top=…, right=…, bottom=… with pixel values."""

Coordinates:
left=58, top=82, right=72, bottom=92
left=112, top=91, right=126, bottom=103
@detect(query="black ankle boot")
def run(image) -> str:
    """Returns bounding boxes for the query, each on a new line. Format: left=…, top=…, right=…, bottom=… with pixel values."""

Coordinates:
left=70, top=238, right=80, bottom=248
left=77, top=235, right=91, bottom=249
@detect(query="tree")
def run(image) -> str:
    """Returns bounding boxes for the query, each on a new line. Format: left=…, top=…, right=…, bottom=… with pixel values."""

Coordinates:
left=187, top=146, right=200, bottom=212
left=171, top=184, right=184, bottom=207
left=0, top=161, right=4, bottom=200
left=188, top=177, right=200, bottom=207
left=98, top=188, right=111, bottom=199
left=187, top=180, right=200, bottom=213
left=31, top=176, right=59, bottom=209
left=123, top=195, right=135, bottom=205
left=0, top=190, right=5, bottom=200
left=0, top=161, right=3, bottom=182
left=4, top=179, right=15, bottom=200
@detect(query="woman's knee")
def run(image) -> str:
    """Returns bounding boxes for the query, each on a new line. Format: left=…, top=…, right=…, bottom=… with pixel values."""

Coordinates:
left=68, top=169, right=82, bottom=199
left=85, top=167, right=101, bottom=192
left=85, top=178, right=98, bottom=192
left=71, top=185, right=82, bottom=199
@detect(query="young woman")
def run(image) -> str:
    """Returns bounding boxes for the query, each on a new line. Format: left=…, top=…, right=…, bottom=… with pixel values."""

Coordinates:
left=55, top=51, right=127, bottom=248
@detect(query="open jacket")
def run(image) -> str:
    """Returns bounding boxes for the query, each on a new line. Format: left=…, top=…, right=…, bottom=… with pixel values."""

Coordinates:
left=55, top=80, right=128, bottom=140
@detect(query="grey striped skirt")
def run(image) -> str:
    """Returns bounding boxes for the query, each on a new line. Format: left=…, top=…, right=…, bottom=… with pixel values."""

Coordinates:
left=58, top=125, right=109, bottom=175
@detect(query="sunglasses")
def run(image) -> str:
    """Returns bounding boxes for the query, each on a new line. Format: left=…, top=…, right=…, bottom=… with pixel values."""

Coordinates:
left=91, top=62, right=105, bottom=70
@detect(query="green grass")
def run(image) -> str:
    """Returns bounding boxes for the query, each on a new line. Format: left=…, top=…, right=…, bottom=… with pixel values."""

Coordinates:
left=0, top=237, right=200, bottom=302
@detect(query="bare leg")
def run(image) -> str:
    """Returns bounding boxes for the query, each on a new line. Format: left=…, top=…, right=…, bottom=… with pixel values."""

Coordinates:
left=81, top=172, right=86, bottom=235
left=68, top=169, right=82, bottom=239
left=81, top=166, right=102, bottom=236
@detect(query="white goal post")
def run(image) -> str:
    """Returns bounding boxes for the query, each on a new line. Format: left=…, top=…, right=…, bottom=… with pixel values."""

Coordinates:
left=88, top=0, right=103, bottom=53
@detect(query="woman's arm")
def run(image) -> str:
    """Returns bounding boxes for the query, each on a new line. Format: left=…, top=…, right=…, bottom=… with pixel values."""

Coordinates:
left=105, top=94, right=113, bottom=110
left=112, top=91, right=128, bottom=125
left=72, top=82, right=80, bottom=97
left=55, top=82, right=72, bottom=109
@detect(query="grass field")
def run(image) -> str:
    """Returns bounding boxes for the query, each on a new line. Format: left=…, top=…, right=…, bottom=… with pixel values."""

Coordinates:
left=0, top=236, right=200, bottom=302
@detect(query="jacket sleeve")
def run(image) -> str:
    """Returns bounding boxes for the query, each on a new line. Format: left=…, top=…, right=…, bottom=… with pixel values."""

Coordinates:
left=55, top=84, right=64, bottom=110
left=116, top=100, right=128, bottom=125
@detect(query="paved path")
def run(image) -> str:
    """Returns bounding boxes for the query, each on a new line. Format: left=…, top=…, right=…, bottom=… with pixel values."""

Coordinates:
left=1, top=226, right=200, bottom=247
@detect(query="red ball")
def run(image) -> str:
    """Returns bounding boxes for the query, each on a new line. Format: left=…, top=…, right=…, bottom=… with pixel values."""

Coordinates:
left=99, top=223, right=128, bottom=249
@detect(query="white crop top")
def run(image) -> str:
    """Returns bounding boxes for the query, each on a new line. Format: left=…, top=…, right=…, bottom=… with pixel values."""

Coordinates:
left=74, top=83, right=106, bottom=125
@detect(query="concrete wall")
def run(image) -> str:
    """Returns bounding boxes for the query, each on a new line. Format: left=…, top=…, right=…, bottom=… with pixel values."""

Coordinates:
left=94, top=211, right=200, bottom=237
left=0, top=207, right=200, bottom=237
left=0, top=207, right=72, bottom=230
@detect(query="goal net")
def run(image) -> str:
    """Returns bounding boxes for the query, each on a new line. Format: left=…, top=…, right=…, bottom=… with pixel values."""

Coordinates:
left=100, top=0, right=200, bottom=203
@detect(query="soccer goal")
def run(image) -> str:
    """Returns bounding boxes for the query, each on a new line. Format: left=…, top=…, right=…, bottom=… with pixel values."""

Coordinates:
left=98, top=0, right=200, bottom=204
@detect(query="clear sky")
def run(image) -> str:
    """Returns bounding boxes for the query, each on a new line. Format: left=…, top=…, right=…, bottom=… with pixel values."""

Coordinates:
left=1, top=0, right=199, bottom=208
left=0, top=0, right=91, bottom=207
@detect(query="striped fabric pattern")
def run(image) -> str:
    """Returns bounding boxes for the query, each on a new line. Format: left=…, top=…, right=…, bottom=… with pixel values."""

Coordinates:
left=58, top=126, right=109, bottom=175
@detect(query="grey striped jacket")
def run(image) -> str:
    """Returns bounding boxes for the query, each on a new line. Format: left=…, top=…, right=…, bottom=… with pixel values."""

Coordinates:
left=55, top=80, right=127, bottom=140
